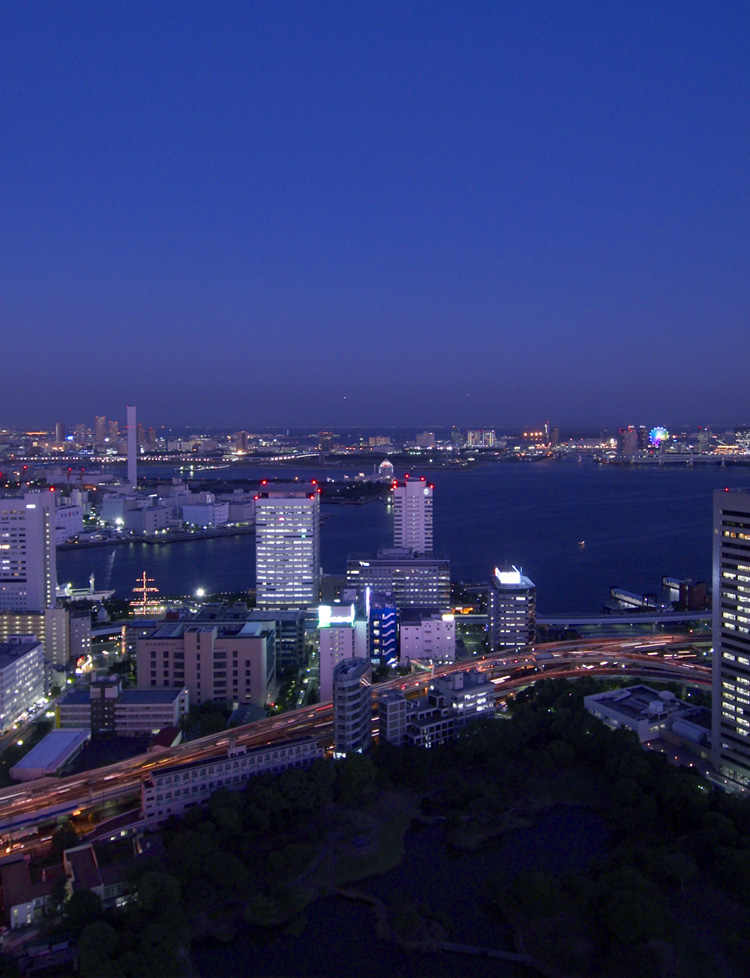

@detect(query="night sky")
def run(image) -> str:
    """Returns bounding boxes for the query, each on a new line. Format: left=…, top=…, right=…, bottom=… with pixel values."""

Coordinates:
left=2, top=2, right=749, bottom=430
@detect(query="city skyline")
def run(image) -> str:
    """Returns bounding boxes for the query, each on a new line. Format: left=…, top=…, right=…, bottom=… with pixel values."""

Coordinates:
left=2, top=3, right=749, bottom=427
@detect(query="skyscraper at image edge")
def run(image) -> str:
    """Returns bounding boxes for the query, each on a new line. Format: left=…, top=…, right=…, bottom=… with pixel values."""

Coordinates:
left=392, top=476, right=433, bottom=552
left=254, top=483, right=320, bottom=609
left=0, top=493, right=57, bottom=613
left=712, top=488, right=750, bottom=784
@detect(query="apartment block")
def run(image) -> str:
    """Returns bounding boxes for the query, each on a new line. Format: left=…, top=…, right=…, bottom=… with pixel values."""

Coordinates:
left=136, top=620, right=275, bottom=708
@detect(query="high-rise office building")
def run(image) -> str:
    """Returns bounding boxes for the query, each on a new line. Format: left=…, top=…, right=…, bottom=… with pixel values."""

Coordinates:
left=488, top=565, right=536, bottom=651
left=347, top=550, right=450, bottom=609
left=0, top=493, right=57, bottom=612
left=392, top=476, right=433, bottom=552
left=255, top=483, right=320, bottom=609
left=318, top=603, right=367, bottom=702
left=108, top=419, right=119, bottom=444
left=94, top=416, right=107, bottom=446
left=136, top=620, right=274, bottom=708
left=712, top=489, right=750, bottom=784
left=126, top=406, right=137, bottom=487
left=0, top=637, right=46, bottom=732
left=332, top=656, right=372, bottom=757
left=54, top=422, right=66, bottom=444
left=367, top=593, right=398, bottom=666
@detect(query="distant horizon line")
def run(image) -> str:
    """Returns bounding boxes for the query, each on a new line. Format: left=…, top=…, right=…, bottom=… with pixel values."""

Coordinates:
left=6, top=419, right=748, bottom=436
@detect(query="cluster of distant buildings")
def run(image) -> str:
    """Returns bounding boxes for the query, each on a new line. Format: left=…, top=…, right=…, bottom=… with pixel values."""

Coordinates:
left=7, top=414, right=750, bottom=941
left=0, top=493, right=92, bottom=729
left=610, top=424, right=750, bottom=460
left=8, top=413, right=750, bottom=477
left=0, top=443, right=538, bottom=781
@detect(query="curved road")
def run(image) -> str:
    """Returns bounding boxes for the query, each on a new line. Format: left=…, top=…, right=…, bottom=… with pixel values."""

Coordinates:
left=0, top=634, right=709, bottom=835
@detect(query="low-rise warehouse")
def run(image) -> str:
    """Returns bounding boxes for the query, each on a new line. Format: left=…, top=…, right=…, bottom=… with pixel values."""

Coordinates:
left=9, top=728, right=90, bottom=782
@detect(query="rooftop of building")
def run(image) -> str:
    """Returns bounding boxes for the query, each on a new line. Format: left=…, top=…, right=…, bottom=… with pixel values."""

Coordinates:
left=0, top=856, right=57, bottom=915
left=149, top=726, right=182, bottom=749
left=243, top=609, right=306, bottom=622
left=149, top=619, right=273, bottom=640
left=64, top=844, right=102, bottom=892
left=348, top=549, right=450, bottom=564
left=399, top=607, right=447, bottom=624
left=57, top=687, right=90, bottom=705
left=148, top=621, right=186, bottom=639
left=0, top=639, right=42, bottom=667
left=255, top=482, right=319, bottom=498
left=9, top=728, right=90, bottom=774
left=432, top=668, right=491, bottom=693
left=333, top=657, right=371, bottom=680
left=146, top=737, right=319, bottom=782
left=491, top=565, right=535, bottom=589
left=584, top=684, right=686, bottom=722
left=90, top=673, right=121, bottom=687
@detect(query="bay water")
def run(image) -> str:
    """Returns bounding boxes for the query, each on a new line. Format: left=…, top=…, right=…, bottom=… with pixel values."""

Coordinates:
left=57, top=459, right=748, bottom=613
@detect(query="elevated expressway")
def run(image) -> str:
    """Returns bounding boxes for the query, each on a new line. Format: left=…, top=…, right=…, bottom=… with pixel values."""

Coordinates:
left=0, top=635, right=709, bottom=837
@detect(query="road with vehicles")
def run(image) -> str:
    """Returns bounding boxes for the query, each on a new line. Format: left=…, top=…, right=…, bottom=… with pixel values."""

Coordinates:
left=0, top=634, right=710, bottom=838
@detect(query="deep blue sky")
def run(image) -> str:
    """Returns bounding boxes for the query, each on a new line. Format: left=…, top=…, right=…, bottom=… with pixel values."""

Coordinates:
left=2, top=1, right=749, bottom=431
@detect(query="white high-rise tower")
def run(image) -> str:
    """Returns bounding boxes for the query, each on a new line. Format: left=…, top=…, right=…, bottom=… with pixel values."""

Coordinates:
left=392, top=476, right=433, bottom=552
left=0, top=493, right=57, bottom=612
left=126, top=405, right=137, bottom=488
left=255, top=483, right=320, bottom=609
left=712, top=489, right=750, bottom=784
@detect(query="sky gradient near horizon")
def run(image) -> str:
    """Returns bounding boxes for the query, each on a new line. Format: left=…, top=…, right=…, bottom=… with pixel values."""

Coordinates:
left=2, top=1, right=749, bottom=431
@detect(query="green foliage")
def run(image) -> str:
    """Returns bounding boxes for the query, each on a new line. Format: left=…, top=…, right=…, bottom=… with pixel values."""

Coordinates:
left=187, top=700, right=231, bottom=738
left=333, top=753, right=377, bottom=805
left=63, top=888, right=103, bottom=933
left=102, top=596, right=132, bottom=620
left=509, top=870, right=562, bottom=918
left=51, top=820, right=79, bottom=859
left=70, top=675, right=750, bottom=978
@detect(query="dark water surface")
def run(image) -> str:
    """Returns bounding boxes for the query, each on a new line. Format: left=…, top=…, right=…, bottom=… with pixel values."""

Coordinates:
left=58, top=460, right=746, bottom=612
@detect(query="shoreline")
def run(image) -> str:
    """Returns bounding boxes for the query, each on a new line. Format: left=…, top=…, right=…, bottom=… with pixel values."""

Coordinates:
left=58, top=525, right=255, bottom=550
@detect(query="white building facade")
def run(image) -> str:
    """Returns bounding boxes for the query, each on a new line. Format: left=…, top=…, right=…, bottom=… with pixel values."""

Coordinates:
left=0, top=494, right=57, bottom=612
left=399, top=609, right=456, bottom=665
left=346, top=550, right=450, bottom=609
left=0, top=637, right=46, bottom=732
left=141, top=738, right=323, bottom=821
left=255, top=485, right=320, bottom=609
left=393, top=477, right=433, bottom=552
left=318, top=604, right=368, bottom=702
